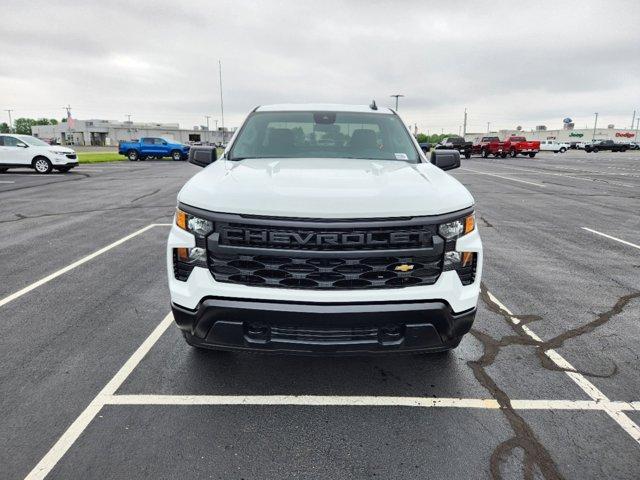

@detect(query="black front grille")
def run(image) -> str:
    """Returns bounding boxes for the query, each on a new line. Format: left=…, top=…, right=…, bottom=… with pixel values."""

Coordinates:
left=209, top=252, right=442, bottom=290
left=65, top=154, right=77, bottom=159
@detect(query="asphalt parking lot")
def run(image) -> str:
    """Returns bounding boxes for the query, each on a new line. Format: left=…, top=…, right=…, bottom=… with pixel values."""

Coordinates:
left=1, top=150, right=639, bottom=479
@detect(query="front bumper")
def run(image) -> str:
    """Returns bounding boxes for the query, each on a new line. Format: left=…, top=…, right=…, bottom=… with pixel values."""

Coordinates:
left=172, top=298, right=475, bottom=354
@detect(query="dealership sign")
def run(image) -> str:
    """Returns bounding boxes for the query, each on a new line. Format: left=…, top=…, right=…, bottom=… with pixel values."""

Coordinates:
left=569, top=132, right=584, bottom=137
left=616, top=132, right=635, bottom=138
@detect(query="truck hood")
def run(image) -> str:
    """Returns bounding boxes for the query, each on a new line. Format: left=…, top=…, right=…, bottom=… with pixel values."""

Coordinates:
left=178, top=158, right=474, bottom=218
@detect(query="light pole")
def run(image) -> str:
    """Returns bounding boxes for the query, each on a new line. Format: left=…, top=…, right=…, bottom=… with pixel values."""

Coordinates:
left=4, top=109, right=13, bottom=132
left=487, top=122, right=490, bottom=133
left=635, top=117, right=639, bottom=143
left=218, top=60, right=225, bottom=143
left=390, top=94, right=404, bottom=111
left=125, top=114, right=131, bottom=123
left=592, top=112, right=599, bottom=141
left=205, top=115, right=211, bottom=130
left=463, top=108, right=468, bottom=136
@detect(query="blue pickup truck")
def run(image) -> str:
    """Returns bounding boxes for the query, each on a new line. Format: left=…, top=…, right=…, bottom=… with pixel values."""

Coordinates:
left=118, top=137, right=190, bottom=161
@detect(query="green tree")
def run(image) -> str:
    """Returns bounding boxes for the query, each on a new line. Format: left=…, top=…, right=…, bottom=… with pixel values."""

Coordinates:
left=14, top=118, right=37, bottom=135
left=0, top=122, right=9, bottom=133
left=50, top=119, right=58, bottom=125
left=416, top=133, right=428, bottom=143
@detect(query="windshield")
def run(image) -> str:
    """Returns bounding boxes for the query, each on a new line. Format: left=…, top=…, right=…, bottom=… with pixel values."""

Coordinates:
left=20, top=135, right=50, bottom=147
left=228, top=111, right=419, bottom=162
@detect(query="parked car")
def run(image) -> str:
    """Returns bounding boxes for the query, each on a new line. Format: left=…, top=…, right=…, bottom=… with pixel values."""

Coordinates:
left=435, top=136, right=472, bottom=159
left=539, top=140, right=569, bottom=153
left=118, top=137, right=190, bottom=161
left=584, top=140, right=629, bottom=153
left=472, top=136, right=508, bottom=158
left=168, top=103, right=482, bottom=355
left=505, top=136, right=540, bottom=158
left=0, top=134, right=78, bottom=174
left=628, top=141, right=640, bottom=150
left=418, top=142, right=432, bottom=153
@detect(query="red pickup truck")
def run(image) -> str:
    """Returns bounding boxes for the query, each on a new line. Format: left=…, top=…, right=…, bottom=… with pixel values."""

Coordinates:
left=472, top=136, right=508, bottom=158
left=505, top=136, right=540, bottom=158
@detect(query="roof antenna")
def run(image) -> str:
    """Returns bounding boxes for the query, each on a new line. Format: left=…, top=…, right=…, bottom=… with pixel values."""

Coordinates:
left=369, top=99, right=378, bottom=111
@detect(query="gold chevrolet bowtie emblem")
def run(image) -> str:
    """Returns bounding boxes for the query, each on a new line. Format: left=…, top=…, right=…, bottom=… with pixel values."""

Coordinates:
left=394, top=264, right=414, bottom=272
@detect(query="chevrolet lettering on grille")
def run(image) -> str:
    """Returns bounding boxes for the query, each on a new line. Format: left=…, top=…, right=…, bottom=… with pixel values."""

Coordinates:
left=221, top=227, right=430, bottom=248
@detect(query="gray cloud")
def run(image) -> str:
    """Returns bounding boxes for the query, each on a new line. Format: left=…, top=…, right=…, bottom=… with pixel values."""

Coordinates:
left=1, top=0, right=639, bottom=132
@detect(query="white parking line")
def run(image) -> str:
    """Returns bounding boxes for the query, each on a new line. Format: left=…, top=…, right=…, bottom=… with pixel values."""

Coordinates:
left=484, top=290, right=640, bottom=444
left=459, top=168, right=545, bottom=187
left=582, top=227, right=640, bottom=251
left=105, top=395, right=639, bottom=412
left=24, top=312, right=174, bottom=480
left=0, top=223, right=171, bottom=309
left=0, top=181, right=15, bottom=183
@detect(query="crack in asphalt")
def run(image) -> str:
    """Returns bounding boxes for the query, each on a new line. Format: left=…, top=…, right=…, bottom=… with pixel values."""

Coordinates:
left=480, top=216, right=494, bottom=228
left=130, top=188, right=161, bottom=203
left=472, top=282, right=640, bottom=478
left=0, top=204, right=176, bottom=224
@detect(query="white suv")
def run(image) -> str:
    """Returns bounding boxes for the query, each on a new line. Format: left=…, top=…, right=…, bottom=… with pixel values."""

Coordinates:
left=167, top=104, right=482, bottom=355
left=0, top=134, right=78, bottom=174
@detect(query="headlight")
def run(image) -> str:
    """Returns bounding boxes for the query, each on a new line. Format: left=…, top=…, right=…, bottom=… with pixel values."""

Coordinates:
left=438, top=212, right=475, bottom=240
left=49, top=150, right=67, bottom=155
left=175, top=208, right=213, bottom=236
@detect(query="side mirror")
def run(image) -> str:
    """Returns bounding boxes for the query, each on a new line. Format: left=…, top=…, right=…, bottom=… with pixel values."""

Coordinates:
left=188, top=145, right=217, bottom=167
left=17, top=143, right=28, bottom=148
left=430, top=150, right=460, bottom=171
left=162, top=141, right=167, bottom=145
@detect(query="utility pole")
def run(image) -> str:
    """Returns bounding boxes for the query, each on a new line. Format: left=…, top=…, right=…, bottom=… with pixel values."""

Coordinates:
left=632, top=110, right=636, bottom=130
left=390, top=94, right=404, bottom=111
left=4, top=109, right=13, bottom=132
left=635, top=117, right=639, bottom=143
left=205, top=115, right=211, bottom=130
left=463, top=108, right=467, bottom=136
left=487, top=122, right=490, bottom=133
left=125, top=114, right=132, bottom=123
left=592, top=112, right=599, bottom=141
left=458, top=125, right=461, bottom=136
left=63, top=105, right=72, bottom=145
left=218, top=60, right=225, bottom=143
left=215, top=119, right=218, bottom=130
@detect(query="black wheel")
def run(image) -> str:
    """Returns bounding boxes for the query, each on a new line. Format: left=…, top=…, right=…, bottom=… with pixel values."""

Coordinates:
left=592, top=148, right=599, bottom=153
left=56, top=166, right=72, bottom=173
left=509, top=149, right=517, bottom=158
left=500, top=152, right=507, bottom=158
left=482, top=149, right=489, bottom=158
left=0, top=168, right=8, bottom=173
left=127, top=150, right=139, bottom=161
left=559, top=147, right=566, bottom=153
left=139, top=155, right=147, bottom=161
left=154, top=156, right=163, bottom=160
left=33, top=157, right=52, bottom=174
left=464, top=152, right=471, bottom=159
left=529, top=153, right=536, bottom=158
left=171, top=150, right=183, bottom=161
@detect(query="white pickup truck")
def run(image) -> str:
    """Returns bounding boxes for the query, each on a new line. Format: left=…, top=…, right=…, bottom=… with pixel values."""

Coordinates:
left=167, top=104, right=482, bottom=355
left=539, top=140, right=569, bottom=153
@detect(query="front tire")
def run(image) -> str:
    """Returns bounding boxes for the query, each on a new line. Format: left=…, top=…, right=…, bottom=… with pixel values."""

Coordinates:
left=509, top=149, right=517, bottom=158
left=592, top=148, right=599, bottom=153
left=529, top=153, right=536, bottom=158
left=464, top=152, right=471, bottom=159
left=500, top=152, right=507, bottom=158
left=0, top=168, right=8, bottom=173
left=127, top=150, right=139, bottom=161
left=171, top=150, right=183, bottom=161
left=482, top=149, right=489, bottom=158
left=559, top=147, right=567, bottom=153
left=33, top=157, right=52, bottom=174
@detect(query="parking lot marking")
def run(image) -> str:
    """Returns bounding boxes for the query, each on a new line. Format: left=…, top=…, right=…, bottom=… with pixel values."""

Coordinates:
left=0, top=223, right=170, bottom=309
left=581, top=227, right=640, bottom=251
left=459, top=168, right=545, bottom=187
left=105, top=395, right=639, bottom=412
left=24, top=312, right=174, bottom=480
left=0, top=181, right=15, bottom=183
left=485, top=290, right=640, bottom=444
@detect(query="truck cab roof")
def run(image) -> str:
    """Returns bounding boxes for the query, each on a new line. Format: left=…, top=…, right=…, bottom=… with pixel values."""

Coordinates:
left=255, top=104, right=394, bottom=114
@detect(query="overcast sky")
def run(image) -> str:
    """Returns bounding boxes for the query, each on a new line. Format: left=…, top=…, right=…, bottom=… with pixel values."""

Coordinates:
left=1, top=0, right=639, bottom=133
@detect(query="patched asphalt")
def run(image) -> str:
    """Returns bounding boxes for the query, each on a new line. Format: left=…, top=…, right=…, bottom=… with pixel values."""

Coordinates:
left=1, top=151, right=639, bottom=479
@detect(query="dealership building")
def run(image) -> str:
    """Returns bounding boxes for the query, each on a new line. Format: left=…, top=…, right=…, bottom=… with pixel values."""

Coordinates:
left=464, top=124, right=638, bottom=144
left=31, top=119, right=233, bottom=146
